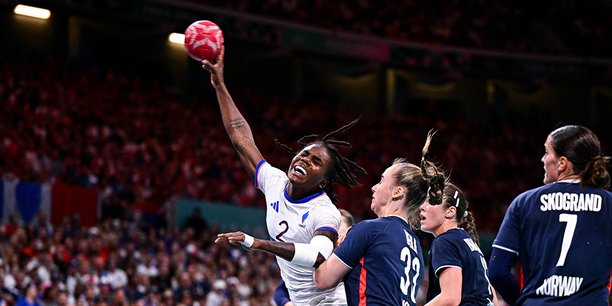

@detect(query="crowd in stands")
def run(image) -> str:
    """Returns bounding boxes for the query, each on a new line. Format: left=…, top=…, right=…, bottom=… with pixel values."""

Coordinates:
left=0, top=211, right=280, bottom=305
left=0, top=59, right=575, bottom=234
left=205, top=0, right=611, bottom=58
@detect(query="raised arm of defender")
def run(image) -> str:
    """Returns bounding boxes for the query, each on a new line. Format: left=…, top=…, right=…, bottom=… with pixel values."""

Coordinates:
left=202, top=46, right=263, bottom=177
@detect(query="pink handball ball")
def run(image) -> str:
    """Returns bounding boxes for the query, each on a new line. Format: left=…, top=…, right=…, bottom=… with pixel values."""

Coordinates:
left=184, top=20, right=224, bottom=62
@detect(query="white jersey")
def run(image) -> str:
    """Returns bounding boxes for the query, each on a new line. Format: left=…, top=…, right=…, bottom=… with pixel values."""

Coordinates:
left=255, top=160, right=347, bottom=306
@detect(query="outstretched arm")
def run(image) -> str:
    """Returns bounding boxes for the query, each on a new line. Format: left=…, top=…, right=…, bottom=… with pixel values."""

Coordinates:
left=202, top=46, right=263, bottom=177
left=215, top=229, right=337, bottom=268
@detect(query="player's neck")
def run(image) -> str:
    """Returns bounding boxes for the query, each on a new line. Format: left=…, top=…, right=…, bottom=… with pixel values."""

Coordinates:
left=285, top=184, right=321, bottom=200
left=386, top=213, right=408, bottom=224
left=381, top=204, right=409, bottom=223
left=434, top=221, right=458, bottom=237
left=557, top=173, right=580, bottom=182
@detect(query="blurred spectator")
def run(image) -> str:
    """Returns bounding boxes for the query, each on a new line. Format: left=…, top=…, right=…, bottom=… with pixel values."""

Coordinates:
left=16, top=284, right=40, bottom=306
left=206, top=279, right=226, bottom=306
left=183, top=207, right=209, bottom=238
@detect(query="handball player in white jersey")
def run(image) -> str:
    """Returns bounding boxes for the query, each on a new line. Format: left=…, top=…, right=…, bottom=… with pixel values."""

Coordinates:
left=202, top=46, right=366, bottom=305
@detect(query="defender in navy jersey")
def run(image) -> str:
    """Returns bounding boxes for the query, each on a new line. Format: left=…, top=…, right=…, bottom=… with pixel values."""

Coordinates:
left=421, top=183, right=496, bottom=306
left=314, top=131, right=447, bottom=306
left=335, top=216, right=424, bottom=306
left=489, top=125, right=612, bottom=305
left=203, top=46, right=367, bottom=305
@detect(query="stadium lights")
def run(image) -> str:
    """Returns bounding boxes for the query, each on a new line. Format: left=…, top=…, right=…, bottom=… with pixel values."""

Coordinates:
left=13, top=4, right=51, bottom=20
left=168, top=33, right=185, bottom=45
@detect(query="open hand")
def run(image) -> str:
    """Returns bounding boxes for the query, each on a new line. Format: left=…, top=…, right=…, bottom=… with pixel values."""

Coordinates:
left=215, top=231, right=247, bottom=246
left=201, top=45, right=225, bottom=89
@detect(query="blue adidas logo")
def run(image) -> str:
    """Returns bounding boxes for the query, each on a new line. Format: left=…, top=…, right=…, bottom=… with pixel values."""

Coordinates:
left=270, top=201, right=279, bottom=212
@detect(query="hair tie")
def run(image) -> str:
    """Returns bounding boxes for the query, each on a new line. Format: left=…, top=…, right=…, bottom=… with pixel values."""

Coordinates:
left=463, top=210, right=468, bottom=218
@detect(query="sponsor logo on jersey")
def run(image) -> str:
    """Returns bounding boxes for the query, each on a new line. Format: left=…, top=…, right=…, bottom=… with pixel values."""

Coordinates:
left=297, top=211, right=310, bottom=227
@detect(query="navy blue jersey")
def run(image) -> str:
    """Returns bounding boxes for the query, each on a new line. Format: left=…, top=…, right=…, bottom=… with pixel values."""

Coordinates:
left=429, top=228, right=494, bottom=305
left=493, top=181, right=612, bottom=305
left=334, top=216, right=424, bottom=306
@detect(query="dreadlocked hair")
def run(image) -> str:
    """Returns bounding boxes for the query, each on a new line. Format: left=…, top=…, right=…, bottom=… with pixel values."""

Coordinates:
left=274, top=118, right=367, bottom=204
left=420, top=129, right=446, bottom=205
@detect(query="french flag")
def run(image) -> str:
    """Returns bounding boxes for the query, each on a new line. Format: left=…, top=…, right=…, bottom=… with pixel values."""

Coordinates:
left=0, top=181, right=98, bottom=226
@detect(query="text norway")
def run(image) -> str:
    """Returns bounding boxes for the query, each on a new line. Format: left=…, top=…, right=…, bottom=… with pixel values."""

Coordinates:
left=536, top=275, right=583, bottom=297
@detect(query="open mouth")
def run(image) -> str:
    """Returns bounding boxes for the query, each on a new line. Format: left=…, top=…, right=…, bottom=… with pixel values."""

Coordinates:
left=294, top=165, right=307, bottom=176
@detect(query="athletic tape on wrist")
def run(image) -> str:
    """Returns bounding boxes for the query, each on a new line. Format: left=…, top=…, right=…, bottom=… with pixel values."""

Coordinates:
left=241, top=234, right=254, bottom=248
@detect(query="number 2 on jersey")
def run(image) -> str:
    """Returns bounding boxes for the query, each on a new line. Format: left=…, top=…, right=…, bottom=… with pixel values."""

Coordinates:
left=276, top=220, right=289, bottom=242
left=557, top=213, right=577, bottom=267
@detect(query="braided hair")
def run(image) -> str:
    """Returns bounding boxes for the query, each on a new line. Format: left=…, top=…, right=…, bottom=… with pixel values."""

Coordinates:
left=275, top=118, right=367, bottom=204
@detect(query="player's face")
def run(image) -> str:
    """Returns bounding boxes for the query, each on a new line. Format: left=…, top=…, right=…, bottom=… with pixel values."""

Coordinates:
left=542, top=136, right=560, bottom=184
left=419, top=198, right=448, bottom=236
left=287, top=143, right=333, bottom=191
left=370, top=165, right=398, bottom=216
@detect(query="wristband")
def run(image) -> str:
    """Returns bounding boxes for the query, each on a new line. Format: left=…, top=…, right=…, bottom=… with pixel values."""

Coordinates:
left=241, top=234, right=254, bottom=248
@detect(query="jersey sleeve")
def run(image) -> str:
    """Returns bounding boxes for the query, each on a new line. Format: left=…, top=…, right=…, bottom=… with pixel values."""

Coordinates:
left=254, top=160, right=287, bottom=193
left=333, top=221, right=373, bottom=268
left=492, top=196, right=521, bottom=254
left=307, top=203, right=341, bottom=235
left=431, top=235, right=462, bottom=277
